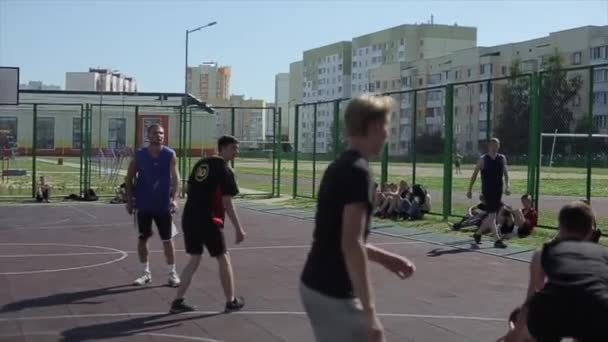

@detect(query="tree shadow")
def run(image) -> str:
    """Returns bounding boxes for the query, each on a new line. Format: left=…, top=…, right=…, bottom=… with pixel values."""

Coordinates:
left=59, top=312, right=224, bottom=341
left=427, top=246, right=477, bottom=257
left=0, top=284, right=165, bottom=314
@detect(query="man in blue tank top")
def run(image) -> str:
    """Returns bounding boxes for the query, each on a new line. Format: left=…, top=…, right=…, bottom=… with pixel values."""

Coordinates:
left=125, top=124, right=181, bottom=287
left=467, top=138, right=511, bottom=248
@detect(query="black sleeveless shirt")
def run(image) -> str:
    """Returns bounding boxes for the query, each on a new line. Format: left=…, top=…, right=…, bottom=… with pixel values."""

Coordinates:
left=480, top=153, right=505, bottom=194
left=541, top=238, right=608, bottom=301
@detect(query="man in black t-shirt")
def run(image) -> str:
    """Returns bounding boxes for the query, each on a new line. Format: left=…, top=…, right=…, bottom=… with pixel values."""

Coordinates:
left=499, top=202, right=608, bottom=342
left=170, top=135, right=246, bottom=314
left=300, top=95, right=416, bottom=342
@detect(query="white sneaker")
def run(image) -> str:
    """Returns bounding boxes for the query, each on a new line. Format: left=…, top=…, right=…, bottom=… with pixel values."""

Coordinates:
left=133, top=272, right=152, bottom=286
left=168, top=272, right=180, bottom=287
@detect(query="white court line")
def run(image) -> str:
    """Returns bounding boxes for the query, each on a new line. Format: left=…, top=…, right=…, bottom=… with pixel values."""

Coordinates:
left=0, top=243, right=127, bottom=275
left=0, top=310, right=504, bottom=323
left=0, top=332, right=223, bottom=342
left=0, top=241, right=423, bottom=258
left=68, top=204, right=98, bottom=219
left=11, top=221, right=131, bottom=230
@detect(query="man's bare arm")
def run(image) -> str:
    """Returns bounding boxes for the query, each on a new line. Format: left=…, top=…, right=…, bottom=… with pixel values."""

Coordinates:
left=170, top=153, right=180, bottom=201
left=468, top=158, right=482, bottom=194
left=342, top=203, right=375, bottom=313
left=125, top=158, right=137, bottom=203
left=222, top=196, right=245, bottom=243
left=503, top=156, right=510, bottom=193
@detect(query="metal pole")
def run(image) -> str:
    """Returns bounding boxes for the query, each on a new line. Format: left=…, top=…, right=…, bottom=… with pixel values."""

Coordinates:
left=586, top=67, right=594, bottom=203
left=293, top=105, right=299, bottom=198
left=411, top=90, right=418, bottom=184
left=79, top=104, right=84, bottom=197
left=31, top=104, right=37, bottom=198
left=312, top=103, right=318, bottom=198
left=271, top=107, right=277, bottom=197
left=534, top=73, right=542, bottom=210
left=486, top=80, right=492, bottom=139
left=527, top=75, right=536, bottom=196
left=381, top=143, right=389, bottom=185
left=187, top=108, right=193, bottom=174
left=276, top=107, right=282, bottom=197
left=333, top=100, right=340, bottom=158
left=230, top=107, right=235, bottom=169
left=134, top=105, right=139, bottom=149
left=443, top=84, right=454, bottom=220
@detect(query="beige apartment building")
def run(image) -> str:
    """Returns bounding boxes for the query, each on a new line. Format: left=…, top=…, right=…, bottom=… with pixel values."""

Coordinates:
left=363, top=25, right=608, bottom=156
left=187, top=62, right=231, bottom=102
left=211, top=95, right=267, bottom=148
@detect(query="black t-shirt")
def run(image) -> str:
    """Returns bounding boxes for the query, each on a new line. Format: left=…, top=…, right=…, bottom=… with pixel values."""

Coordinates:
left=183, top=156, right=239, bottom=224
left=300, top=150, right=374, bottom=299
left=540, top=238, right=608, bottom=303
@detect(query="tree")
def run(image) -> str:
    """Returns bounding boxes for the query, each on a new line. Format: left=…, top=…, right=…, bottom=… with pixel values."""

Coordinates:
left=326, top=117, right=346, bottom=156
left=540, top=52, right=583, bottom=154
left=495, top=59, right=530, bottom=156
left=495, top=51, right=583, bottom=156
left=415, top=131, right=443, bottom=156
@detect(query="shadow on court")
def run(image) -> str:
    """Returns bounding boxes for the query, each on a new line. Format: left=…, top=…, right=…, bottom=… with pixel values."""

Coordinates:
left=0, top=284, right=165, bottom=314
left=59, top=312, right=223, bottom=341
left=427, top=246, right=477, bottom=257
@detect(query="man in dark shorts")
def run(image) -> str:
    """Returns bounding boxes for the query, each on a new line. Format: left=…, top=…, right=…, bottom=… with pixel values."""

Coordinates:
left=467, top=137, right=511, bottom=248
left=498, top=201, right=608, bottom=342
left=125, top=124, right=181, bottom=287
left=170, top=135, right=246, bottom=314
left=300, top=95, right=416, bottom=342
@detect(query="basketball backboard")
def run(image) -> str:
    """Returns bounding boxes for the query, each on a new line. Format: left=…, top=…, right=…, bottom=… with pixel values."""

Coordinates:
left=0, top=67, right=19, bottom=105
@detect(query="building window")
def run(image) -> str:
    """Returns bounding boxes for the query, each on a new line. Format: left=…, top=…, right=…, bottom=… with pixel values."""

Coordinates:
left=501, top=66, right=507, bottom=75
left=72, top=117, right=82, bottom=149
left=0, top=117, right=18, bottom=149
left=454, top=70, right=460, bottom=80
left=594, top=69, right=608, bottom=82
left=108, top=118, right=126, bottom=149
left=454, top=88, right=459, bottom=97
left=572, top=52, right=582, bottom=65
left=573, top=95, right=581, bottom=107
left=467, top=69, right=471, bottom=78
left=36, top=117, right=55, bottom=150
left=593, top=92, right=608, bottom=105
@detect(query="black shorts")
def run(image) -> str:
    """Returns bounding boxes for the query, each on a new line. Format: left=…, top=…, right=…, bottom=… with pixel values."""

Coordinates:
left=527, top=290, right=608, bottom=341
left=182, top=217, right=226, bottom=257
left=137, top=211, right=174, bottom=241
left=482, top=191, right=502, bottom=213
left=517, top=224, right=533, bottom=238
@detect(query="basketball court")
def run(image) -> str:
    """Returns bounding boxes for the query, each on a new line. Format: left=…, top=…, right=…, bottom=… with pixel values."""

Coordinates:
left=0, top=200, right=529, bottom=342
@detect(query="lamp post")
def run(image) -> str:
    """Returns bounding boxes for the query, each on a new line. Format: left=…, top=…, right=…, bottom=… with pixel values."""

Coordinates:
left=181, top=21, right=217, bottom=197
left=184, top=21, right=217, bottom=101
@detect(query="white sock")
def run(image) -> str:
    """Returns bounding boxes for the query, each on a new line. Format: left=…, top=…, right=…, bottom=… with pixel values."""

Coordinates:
left=168, top=264, right=176, bottom=274
left=142, top=261, right=150, bottom=274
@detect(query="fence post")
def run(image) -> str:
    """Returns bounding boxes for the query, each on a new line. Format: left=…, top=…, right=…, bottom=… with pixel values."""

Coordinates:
left=486, top=80, right=492, bottom=139
left=292, top=105, right=300, bottom=198
left=271, top=107, right=276, bottom=197
left=187, top=108, right=193, bottom=174
left=411, top=90, right=418, bottom=184
left=79, top=104, right=84, bottom=197
left=381, top=144, right=389, bottom=186
left=231, top=107, right=235, bottom=169
left=276, top=107, right=282, bottom=197
left=443, top=84, right=454, bottom=220
left=527, top=74, right=536, bottom=197
left=333, top=100, right=340, bottom=158
left=312, top=103, right=318, bottom=198
left=31, top=104, right=37, bottom=198
left=134, top=105, right=139, bottom=149
left=586, top=67, right=594, bottom=203
left=530, top=73, right=542, bottom=210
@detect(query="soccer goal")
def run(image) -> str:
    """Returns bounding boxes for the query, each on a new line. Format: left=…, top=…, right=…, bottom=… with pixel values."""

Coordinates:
left=541, top=131, right=608, bottom=168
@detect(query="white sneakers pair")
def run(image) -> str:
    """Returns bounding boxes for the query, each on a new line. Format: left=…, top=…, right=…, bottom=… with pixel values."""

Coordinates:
left=133, top=272, right=180, bottom=287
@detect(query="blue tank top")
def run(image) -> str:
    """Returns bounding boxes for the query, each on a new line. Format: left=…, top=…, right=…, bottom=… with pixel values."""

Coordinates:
left=135, top=146, right=174, bottom=213
left=481, top=153, right=505, bottom=194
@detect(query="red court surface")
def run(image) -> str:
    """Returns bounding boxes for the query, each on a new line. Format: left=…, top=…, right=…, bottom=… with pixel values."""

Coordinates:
left=0, top=202, right=529, bottom=341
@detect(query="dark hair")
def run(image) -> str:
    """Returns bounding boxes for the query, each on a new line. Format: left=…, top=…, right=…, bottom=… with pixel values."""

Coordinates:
left=217, top=135, right=239, bottom=151
left=521, top=194, right=532, bottom=201
left=558, top=201, right=595, bottom=237
left=147, top=124, right=163, bottom=134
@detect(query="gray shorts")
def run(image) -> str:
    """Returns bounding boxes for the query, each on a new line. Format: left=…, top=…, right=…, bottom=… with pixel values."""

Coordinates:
left=299, top=282, right=368, bottom=342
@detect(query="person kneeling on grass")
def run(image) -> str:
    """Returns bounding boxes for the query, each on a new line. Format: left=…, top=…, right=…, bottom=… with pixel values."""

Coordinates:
left=498, top=201, right=606, bottom=342
left=451, top=195, right=488, bottom=231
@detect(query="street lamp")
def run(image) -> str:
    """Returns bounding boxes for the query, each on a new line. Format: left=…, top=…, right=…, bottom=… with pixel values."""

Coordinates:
left=184, top=21, right=217, bottom=101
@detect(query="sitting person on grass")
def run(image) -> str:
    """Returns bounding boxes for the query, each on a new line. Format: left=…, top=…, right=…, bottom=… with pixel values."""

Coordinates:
left=403, top=184, right=430, bottom=221
left=500, top=194, right=538, bottom=240
left=36, top=176, right=50, bottom=203
left=375, top=182, right=399, bottom=218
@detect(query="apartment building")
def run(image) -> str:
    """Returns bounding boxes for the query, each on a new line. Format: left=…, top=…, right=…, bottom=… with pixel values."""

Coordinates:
left=19, top=81, right=61, bottom=91
left=187, top=62, right=231, bottom=102
left=300, top=41, right=352, bottom=153
left=350, top=24, right=477, bottom=97
left=274, top=73, right=290, bottom=138
left=288, top=61, right=303, bottom=142
left=65, top=68, right=138, bottom=92
left=211, top=95, right=266, bottom=147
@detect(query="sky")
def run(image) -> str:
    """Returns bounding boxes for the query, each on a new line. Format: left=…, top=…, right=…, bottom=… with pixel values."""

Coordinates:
left=1, top=0, right=607, bottom=102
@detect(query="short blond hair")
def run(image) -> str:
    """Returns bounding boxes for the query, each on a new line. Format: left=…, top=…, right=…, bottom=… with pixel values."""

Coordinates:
left=344, top=95, right=394, bottom=137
